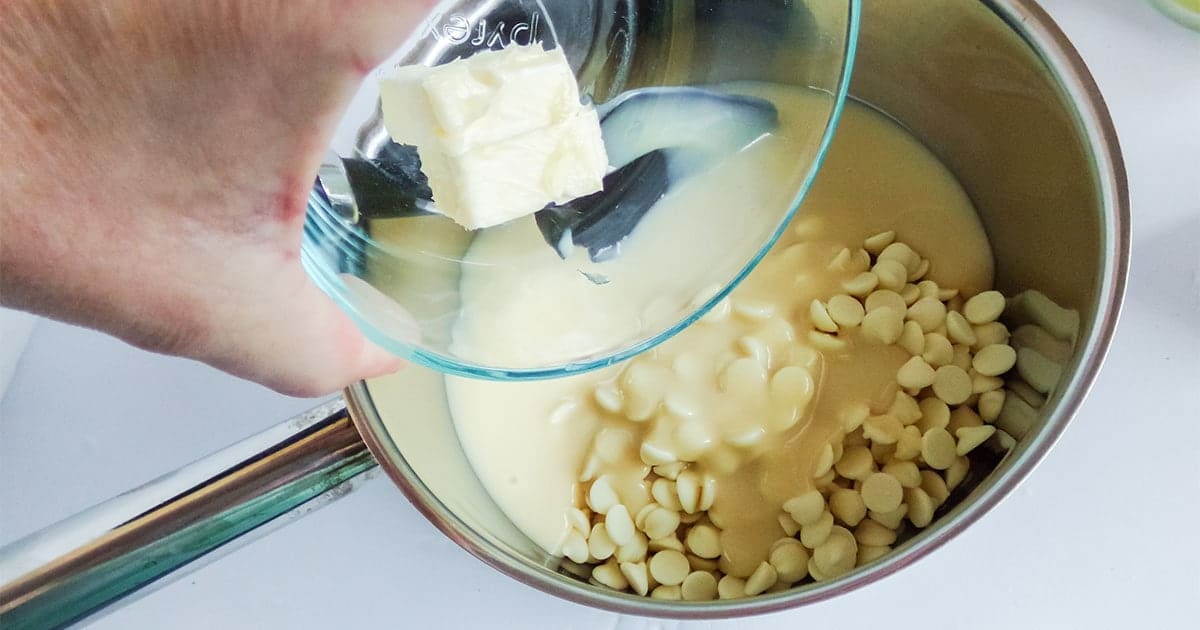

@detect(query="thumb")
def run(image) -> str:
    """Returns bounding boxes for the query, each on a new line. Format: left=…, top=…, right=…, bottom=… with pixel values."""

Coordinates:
left=203, top=270, right=404, bottom=398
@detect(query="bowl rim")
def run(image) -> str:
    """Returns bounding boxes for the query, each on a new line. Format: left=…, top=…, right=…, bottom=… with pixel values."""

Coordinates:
left=305, top=0, right=863, bottom=382
left=346, top=0, right=1130, bottom=618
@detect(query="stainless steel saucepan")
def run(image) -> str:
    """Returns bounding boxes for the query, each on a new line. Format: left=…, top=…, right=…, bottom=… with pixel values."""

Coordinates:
left=0, top=0, right=1128, bottom=626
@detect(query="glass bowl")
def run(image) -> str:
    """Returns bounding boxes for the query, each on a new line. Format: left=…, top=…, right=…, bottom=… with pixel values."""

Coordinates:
left=302, top=0, right=860, bottom=379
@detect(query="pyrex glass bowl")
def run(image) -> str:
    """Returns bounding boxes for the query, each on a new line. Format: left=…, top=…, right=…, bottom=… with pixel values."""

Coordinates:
left=302, top=0, right=861, bottom=379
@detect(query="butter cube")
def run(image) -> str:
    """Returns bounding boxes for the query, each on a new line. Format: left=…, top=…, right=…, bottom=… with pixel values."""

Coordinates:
left=379, top=45, right=608, bottom=230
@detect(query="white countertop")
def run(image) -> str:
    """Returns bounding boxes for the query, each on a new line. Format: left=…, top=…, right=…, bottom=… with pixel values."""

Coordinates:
left=2, top=1, right=1198, bottom=627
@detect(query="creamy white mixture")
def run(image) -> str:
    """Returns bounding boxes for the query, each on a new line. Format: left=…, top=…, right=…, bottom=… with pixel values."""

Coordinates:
left=446, top=85, right=993, bottom=561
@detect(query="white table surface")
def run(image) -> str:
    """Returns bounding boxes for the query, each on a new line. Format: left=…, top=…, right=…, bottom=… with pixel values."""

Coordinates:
left=3, top=1, right=1199, bottom=627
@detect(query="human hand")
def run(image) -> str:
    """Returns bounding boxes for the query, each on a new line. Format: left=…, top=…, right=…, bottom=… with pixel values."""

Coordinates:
left=0, top=1, right=434, bottom=395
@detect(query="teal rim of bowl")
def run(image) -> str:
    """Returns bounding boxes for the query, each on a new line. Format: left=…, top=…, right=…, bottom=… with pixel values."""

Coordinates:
left=303, top=0, right=862, bottom=381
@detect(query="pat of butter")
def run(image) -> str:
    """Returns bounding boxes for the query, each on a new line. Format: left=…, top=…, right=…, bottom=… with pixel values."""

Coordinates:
left=379, top=45, right=608, bottom=230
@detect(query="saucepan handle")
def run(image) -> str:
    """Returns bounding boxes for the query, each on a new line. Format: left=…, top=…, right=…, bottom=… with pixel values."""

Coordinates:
left=0, top=397, right=376, bottom=629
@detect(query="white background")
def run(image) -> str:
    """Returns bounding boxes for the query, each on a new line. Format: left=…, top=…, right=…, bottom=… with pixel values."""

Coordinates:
left=2, top=0, right=1198, bottom=627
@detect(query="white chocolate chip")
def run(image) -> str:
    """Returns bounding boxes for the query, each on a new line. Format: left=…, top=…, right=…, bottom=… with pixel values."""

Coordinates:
left=828, top=489, right=867, bottom=527
left=592, top=560, right=628, bottom=591
left=963, top=290, right=1006, bottom=324
left=994, top=429, right=1018, bottom=451
left=972, top=321, right=1011, bottom=350
left=561, top=530, right=589, bottom=563
left=899, top=320, right=926, bottom=356
left=641, top=506, right=681, bottom=541
left=588, top=476, right=620, bottom=514
left=619, top=561, right=650, bottom=596
left=872, top=259, right=908, bottom=292
left=721, top=357, right=768, bottom=397
left=589, top=522, right=618, bottom=560
left=567, top=507, right=591, bottom=535
left=718, top=575, right=747, bottom=600
left=972, top=371, right=1004, bottom=394
left=862, top=414, right=903, bottom=445
left=1016, top=347, right=1063, bottom=394
left=835, top=445, right=876, bottom=480
left=640, top=440, right=678, bottom=467
left=973, top=344, right=1017, bottom=376
left=778, top=512, right=802, bottom=537
left=890, top=392, right=922, bottom=425
left=1006, top=289, right=1079, bottom=341
left=868, top=503, right=909, bottom=530
left=897, top=356, right=936, bottom=389
left=648, top=549, right=690, bottom=586
left=673, top=420, right=715, bottom=462
left=863, top=230, right=896, bottom=254
left=996, top=393, right=1039, bottom=439
left=878, top=242, right=920, bottom=276
left=945, top=311, right=977, bottom=346
left=841, top=402, right=870, bottom=432
left=733, top=298, right=778, bottom=321
left=882, top=460, right=922, bottom=488
left=652, top=482, right=681, bottom=511
left=808, top=330, right=848, bottom=352
left=828, top=247, right=854, bottom=271
left=578, top=454, right=601, bottom=482
left=862, top=308, right=904, bottom=345
left=685, top=524, right=722, bottom=559
left=1007, top=379, right=1047, bottom=408
left=865, top=289, right=907, bottom=315
left=945, top=456, right=970, bottom=491
left=920, top=470, right=951, bottom=506
left=606, top=505, right=636, bottom=547
left=857, top=545, right=891, bottom=566
left=909, top=258, right=930, bottom=282
left=744, top=561, right=779, bottom=596
left=648, top=535, right=685, bottom=554
left=621, top=362, right=669, bottom=421
left=799, top=510, right=835, bottom=549
left=922, top=333, right=954, bottom=367
left=810, top=299, right=839, bottom=333
left=783, top=490, right=826, bottom=526
left=615, top=531, right=649, bottom=563
left=650, top=584, right=681, bottom=600
left=951, top=344, right=973, bottom=371
left=907, top=297, right=948, bottom=332
left=932, top=365, right=972, bottom=405
left=813, top=442, right=837, bottom=477
left=593, top=381, right=623, bottom=414
left=827, top=294, right=866, bottom=328
left=1011, top=324, right=1073, bottom=364
left=978, top=389, right=1006, bottom=422
left=893, top=425, right=924, bottom=461
left=680, top=570, right=719, bottom=601
left=956, top=425, right=996, bottom=456
left=676, top=471, right=701, bottom=514
left=947, top=406, right=983, bottom=433
left=769, top=539, right=810, bottom=582
left=861, top=472, right=904, bottom=513
left=842, top=271, right=880, bottom=297
left=854, top=519, right=898, bottom=547
left=905, top=486, right=936, bottom=527
left=921, top=427, right=958, bottom=470
left=698, top=474, right=718, bottom=512
left=687, top=553, right=718, bottom=573
left=813, top=526, right=857, bottom=578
